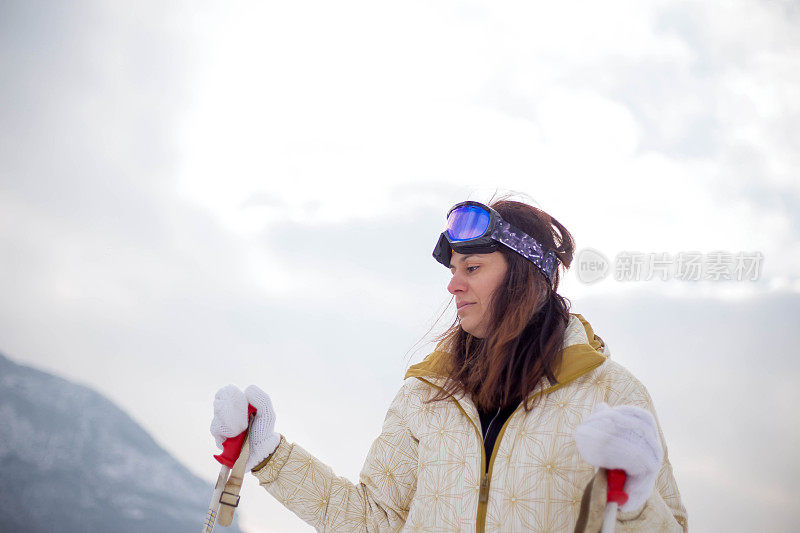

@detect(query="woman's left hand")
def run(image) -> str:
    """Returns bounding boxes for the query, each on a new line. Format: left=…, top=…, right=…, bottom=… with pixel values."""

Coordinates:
left=574, top=402, right=664, bottom=513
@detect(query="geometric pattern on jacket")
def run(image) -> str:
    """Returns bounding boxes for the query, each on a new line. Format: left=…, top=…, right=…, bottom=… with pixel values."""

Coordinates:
left=252, top=312, right=689, bottom=532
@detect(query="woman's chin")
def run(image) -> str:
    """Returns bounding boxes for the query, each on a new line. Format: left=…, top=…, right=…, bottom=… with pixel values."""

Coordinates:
left=461, top=323, right=486, bottom=339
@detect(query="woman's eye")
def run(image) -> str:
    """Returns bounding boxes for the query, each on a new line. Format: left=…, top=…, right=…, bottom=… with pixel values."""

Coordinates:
left=467, top=266, right=479, bottom=273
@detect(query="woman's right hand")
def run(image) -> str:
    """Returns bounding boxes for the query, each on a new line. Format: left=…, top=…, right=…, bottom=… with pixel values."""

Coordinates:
left=210, top=384, right=281, bottom=471
left=210, top=384, right=249, bottom=448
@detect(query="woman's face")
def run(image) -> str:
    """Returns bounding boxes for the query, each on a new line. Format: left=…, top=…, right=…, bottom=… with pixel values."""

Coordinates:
left=448, top=250, right=509, bottom=338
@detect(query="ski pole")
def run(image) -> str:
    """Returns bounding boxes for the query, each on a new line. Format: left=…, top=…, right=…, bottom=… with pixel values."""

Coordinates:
left=601, top=469, right=628, bottom=533
left=202, top=404, right=256, bottom=533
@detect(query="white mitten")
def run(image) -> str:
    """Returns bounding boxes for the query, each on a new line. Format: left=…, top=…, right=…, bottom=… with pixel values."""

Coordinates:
left=210, top=384, right=249, bottom=448
left=574, top=402, right=664, bottom=513
left=244, top=385, right=281, bottom=472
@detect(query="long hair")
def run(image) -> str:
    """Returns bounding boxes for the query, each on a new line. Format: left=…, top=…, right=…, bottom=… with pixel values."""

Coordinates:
left=425, top=196, right=576, bottom=413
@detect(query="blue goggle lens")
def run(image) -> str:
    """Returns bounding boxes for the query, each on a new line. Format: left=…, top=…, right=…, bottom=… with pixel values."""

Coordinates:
left=446, top=205, right=491, bottom=241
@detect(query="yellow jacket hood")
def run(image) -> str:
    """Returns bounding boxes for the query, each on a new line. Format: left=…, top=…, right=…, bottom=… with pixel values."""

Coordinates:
left=404, top=312, right=609, bottom=395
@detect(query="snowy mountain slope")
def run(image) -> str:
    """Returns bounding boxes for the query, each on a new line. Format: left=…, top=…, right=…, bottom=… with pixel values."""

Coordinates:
left=0, top=351, right=243, bottom=533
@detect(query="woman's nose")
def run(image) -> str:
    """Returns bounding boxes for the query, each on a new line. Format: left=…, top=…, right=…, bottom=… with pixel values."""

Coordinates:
left=448, top=273, right=466, bottom=294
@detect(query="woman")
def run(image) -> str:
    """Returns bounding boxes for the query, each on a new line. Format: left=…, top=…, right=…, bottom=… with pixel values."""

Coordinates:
left=210, top=199, right=688, bottom=532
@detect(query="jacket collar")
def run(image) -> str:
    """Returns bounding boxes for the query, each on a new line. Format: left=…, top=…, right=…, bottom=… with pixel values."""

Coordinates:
left=404, top=313, right=608, bottom=393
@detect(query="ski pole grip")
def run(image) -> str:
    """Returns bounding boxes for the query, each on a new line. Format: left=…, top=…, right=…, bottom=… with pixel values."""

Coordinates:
left=606, top=469, right=629, bottom=505
left=214, top=404, right=257, bottom=468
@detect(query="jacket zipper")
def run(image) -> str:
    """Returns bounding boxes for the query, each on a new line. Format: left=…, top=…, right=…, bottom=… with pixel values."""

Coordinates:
left=476, top=404, right=522, bottom=531
left=477, top=408, right=501, bottom=501
left=417, top=377, right=529, bottom=533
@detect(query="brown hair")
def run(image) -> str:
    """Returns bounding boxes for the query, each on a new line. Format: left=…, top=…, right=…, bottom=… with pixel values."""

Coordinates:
left=425, top=195, right=576, bottom=413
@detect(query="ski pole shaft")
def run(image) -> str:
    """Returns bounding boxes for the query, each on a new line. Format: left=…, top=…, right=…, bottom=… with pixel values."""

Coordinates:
left=601, top=501, right=618, bottom=533
left=202, top=404, right=257, bottom=533
left=202, top=465, right=231, bottom=533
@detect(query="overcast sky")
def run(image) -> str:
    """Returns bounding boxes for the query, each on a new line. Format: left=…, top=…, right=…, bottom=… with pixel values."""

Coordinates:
left=1, top=1, right=799, bottom=531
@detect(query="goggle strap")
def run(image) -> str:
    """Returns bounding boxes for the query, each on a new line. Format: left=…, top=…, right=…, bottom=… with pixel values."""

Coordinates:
left=491, top=219, right=558, bottom=285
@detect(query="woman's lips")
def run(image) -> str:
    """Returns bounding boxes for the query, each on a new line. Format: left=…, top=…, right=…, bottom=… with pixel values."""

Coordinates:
left=457, top=302, right=475, bottom=311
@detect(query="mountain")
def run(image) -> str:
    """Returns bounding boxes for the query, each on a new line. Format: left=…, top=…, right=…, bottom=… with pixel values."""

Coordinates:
left=0, top=351, right=243, bottom=533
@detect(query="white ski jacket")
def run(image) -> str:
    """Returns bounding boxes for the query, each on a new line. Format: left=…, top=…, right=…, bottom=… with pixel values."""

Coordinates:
left=252, top=313, right=688, bottom=532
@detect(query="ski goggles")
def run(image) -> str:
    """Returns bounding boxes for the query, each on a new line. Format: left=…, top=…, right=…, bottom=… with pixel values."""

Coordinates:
left=433, top=201, right=559, bottom=286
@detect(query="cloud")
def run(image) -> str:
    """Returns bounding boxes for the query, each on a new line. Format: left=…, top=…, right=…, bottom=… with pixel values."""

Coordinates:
left=259, top=201, right=443, bottom=285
